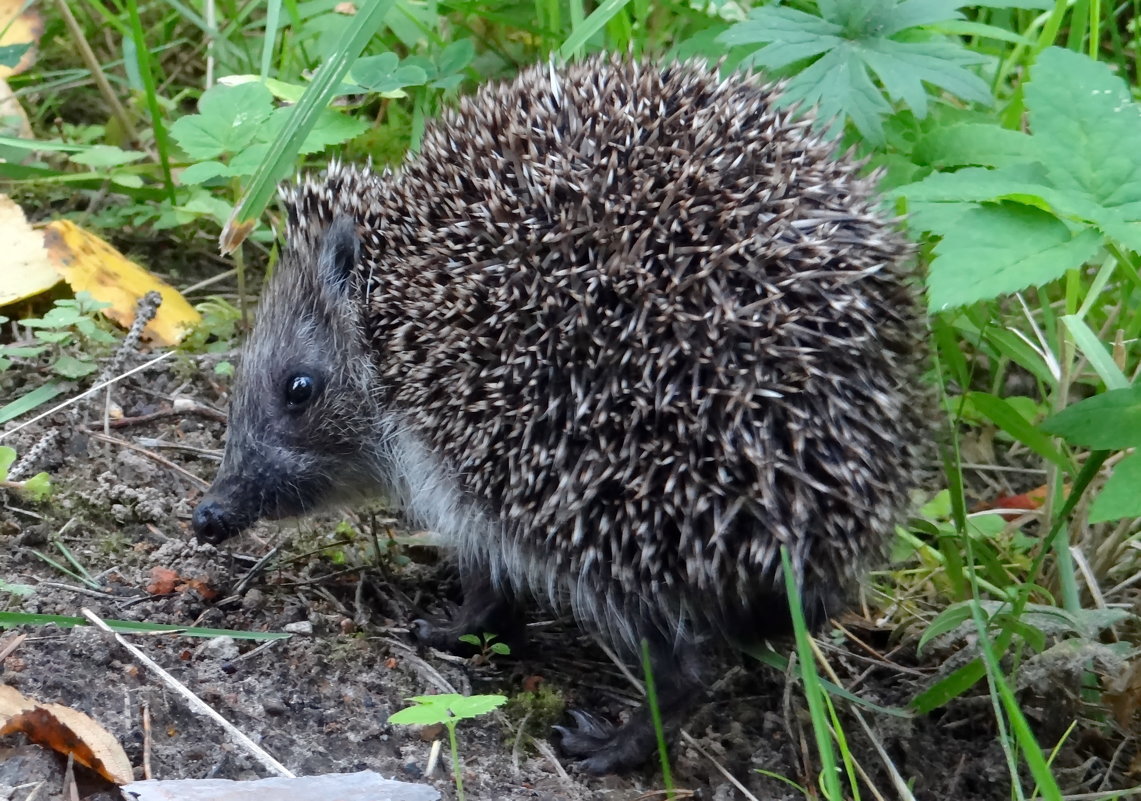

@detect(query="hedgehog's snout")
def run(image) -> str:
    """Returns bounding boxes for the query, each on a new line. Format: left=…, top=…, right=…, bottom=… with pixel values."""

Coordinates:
left=192, top=495, right=247, bottom=544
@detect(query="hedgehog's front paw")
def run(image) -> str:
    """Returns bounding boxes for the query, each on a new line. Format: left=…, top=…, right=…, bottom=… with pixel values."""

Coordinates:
left=410, top=608, right=474, bottom=653
left=554, top=709, right=658, bottom=774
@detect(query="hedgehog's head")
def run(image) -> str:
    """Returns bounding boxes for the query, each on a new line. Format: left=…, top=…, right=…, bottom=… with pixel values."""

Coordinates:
left=193, top=212, right=384, bottom=544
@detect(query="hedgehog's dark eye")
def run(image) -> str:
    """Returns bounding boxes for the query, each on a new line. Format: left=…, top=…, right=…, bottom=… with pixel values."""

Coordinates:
left=284, top=374, right=315, bottom=410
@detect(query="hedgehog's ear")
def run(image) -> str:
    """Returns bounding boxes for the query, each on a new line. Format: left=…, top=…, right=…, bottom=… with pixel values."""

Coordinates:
left=316, top=215, right=359, bottom=297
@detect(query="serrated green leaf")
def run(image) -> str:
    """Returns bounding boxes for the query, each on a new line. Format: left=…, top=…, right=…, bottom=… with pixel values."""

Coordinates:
left=926, top=204, right=1102, bottom=311
left=1027, top=48, right=1141, bottom=209
left=719, top=7, right=841, bottom=69
left=1041, top=385, right=1141, bottom=449
left=914, top=123, right=1035, bottom=169
left=169, top=82, right=275, bottom=160
left=786, top=44, right=892, bottom=141
left=858, top=39, right=990, bottom=118
left=720, top=0, right=990, bottom=139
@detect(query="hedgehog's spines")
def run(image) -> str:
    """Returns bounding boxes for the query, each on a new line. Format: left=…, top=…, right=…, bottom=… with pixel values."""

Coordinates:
left=271, top=54, right=930, bottom=652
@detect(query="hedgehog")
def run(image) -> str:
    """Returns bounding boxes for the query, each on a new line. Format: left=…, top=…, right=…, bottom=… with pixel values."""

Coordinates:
left=192, top=55, right=930, bottom=773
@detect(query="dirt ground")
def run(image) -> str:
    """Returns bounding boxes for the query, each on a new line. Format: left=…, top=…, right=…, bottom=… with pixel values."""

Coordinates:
left=0, top=319, right=1131, bottom=800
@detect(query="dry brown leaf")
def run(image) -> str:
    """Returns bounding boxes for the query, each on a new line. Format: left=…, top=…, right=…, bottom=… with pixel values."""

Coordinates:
left=0, top=0, right=43, bottom=78
left=0, top=684, right=133, bottom=784
left=42, top=220, right=202, bottom=345
left=0, top=195, right=63, bottom=306
left=0, top=683, right=34, bottom=720
left=1105, top=657, right=1141, bottom=728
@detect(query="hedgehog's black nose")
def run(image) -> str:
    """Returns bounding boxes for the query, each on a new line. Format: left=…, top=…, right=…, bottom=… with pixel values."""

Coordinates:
left=193, top=498, right=240, bottom=544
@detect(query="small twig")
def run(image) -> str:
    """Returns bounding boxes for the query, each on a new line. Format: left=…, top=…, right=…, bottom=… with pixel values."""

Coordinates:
left=0, top=633, right=28, bottom=663
left=31, top=581, right=117, bottom=601
left=79, top=607, right=294, bottom=778
left=83, top=430, right=209, bottom=489
left=679, top=730, right=761, bottom=801
left=141, top=699, right=153, bottom=780
left=1, top=352, right=174, bottom=442
left=378, top=636, right=457, bottom=695
left=233, top=545, right=284, bottom=595
left=531, top=738, right=572, bottom=782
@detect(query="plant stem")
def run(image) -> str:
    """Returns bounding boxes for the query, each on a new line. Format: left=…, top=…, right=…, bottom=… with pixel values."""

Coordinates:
left=447, top=721, right=464, bottom=801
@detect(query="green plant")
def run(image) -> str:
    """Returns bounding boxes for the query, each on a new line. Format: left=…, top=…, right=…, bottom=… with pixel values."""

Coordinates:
left=179, top=297, right=243, bottom=354
left=2, top=293, right=117, bottom=378
left=898, top=46, right=1141, bottom=311
left=458, top=631, right=511, bottom=664
left=0, top=446, right=51, bottom=501
left=389, top=693, right=507, bottom=799
left=1042, top=384, right=1141, bottom=521
left=168, top=81, right=368, bottom=186
left=719, top=0, right=992, bottom=144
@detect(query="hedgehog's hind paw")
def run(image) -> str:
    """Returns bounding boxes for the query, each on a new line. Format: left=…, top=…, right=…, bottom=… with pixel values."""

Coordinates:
left=555, top=708, right=658, bottom=774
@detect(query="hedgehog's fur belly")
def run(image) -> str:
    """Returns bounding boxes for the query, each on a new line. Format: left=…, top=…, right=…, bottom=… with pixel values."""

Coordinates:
left=195, top=55, right=929, bottom=773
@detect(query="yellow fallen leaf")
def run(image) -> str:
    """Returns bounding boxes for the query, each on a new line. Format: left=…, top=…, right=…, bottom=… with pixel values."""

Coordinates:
left=0, top=195, right=62, bottom=306
left=43, top=220, right=202, bottom=345
left=0, top=0, right=43, bottom=79
left=0, top=684, right=134, bottom=785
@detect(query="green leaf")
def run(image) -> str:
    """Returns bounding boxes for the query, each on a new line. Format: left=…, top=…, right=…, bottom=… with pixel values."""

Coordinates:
left=787, top=44, right=892, bottom=141
left=719, top=0, right=989, bottom=141
left=20, top=473, right=52, bottom=501
left=351, top=53, right=427, bottom=93
left=0, top=43, right=30, bottom=69
left=458, top=634, right=480, bottom=646
left=1086, top=454, right=1141, bottom=524
left=926, top=204, right=1102, bottom=311
left=436, top=38, right=474, bottom=76
left=1041, top=385, right=1141, bottom=449
left=179, top=160, right=232, bottom=185
left=858, top=38, right=990, bottom=119
left=0, top=579, right=34, bottom=597
left=52, top=354, right=99, bottom=379
left=388, top=693, right=507, bottom=726
left=917, top=601, right=973, bottom=655
left=0, top=611, right=290, bottom=640
left=69, top=145, right=147, bottom=168
left=719, top=7, right=841, bottom=68
left=914, top=123, right=1035, bottom=170
left=169, top=82, right=275, bottom=160
left=0, top=446, right=15, bottom=478
left=0, top=382, right=66, bottom=425
left=1026, top=48, right=1141, bottom=212
left=447, top=694, right=507, bottom=718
